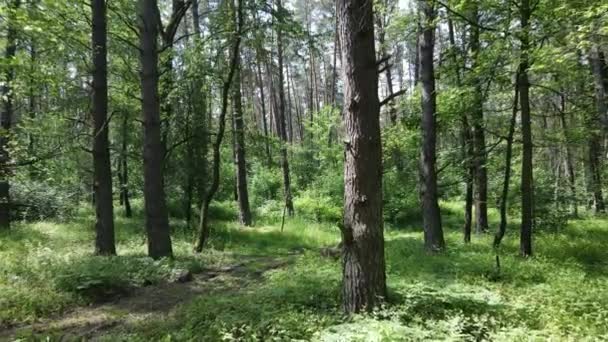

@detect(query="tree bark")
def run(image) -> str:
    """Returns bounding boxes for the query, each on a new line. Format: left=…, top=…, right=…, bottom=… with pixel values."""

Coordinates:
left=447, top=17, right=473, bottom=243
left=338, top=0, right=387, bottom=313
left=588, top=44, right=607, bottom=214
left=470, top=5, right=488, bottom=233
left=0, top=0, right=20, bottom=230
left=192, top=0, right=201, bottom=37
left=139, top=0, right=173, bottom=259
left=233, top=55, right=252, bottom=226
left=276, top=0, right=294, bottom=216
left=92, top=0, right=116, bottom=255
left=119, top=112, right=132, bottom=218
left=195, top=0, right=242, bottom=252
left=558, top=94, right=578, bottom=217
left=519, top=0, right=533, bottom=257
left=255, top=47, right=272, bottom=167
left=418, top=0, right=445, bottom=252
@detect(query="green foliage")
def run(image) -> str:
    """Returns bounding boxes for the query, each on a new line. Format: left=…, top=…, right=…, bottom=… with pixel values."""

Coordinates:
left=5, top=208, right=608, bottom=340
left=249, top=164, right=283, bottom=208
left=10, top=180, right=77, bottom=221
left=294, top=189, right=341, bottom=223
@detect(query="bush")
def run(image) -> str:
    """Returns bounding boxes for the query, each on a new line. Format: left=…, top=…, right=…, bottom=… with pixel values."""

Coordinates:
left=249, top=164, right=283, bottom=207
left=294, top=190, right=341, bottom=223
left=53, top=256, right=179, bottom=302
left=10, top=180, right=77, bottom=221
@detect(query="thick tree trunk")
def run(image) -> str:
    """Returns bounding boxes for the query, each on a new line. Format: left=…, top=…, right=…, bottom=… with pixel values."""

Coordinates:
left=233, top=56, right=252, bottom=226
left=92, top=0, right=116, bottom=255
left=195, top=0, right=242, bottom=252
left=418, top=0, right=445, bottom=252
left=0, top=0, right=20, bottom=230
left=495, top=84, right=519, bottom=248
left=338, top=0, right=387, bottom=313
left=139, top=0, right=172, bottom=259
left=470, top=6, right=488, bottom=233
left=276, top=0, right=294, bottom=216
left=588, top=44, right=607, bottom=213
left=519, top=0, right=533, bottom=257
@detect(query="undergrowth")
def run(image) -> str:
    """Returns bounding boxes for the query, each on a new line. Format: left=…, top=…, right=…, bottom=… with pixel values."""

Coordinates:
left=1, top=201, right=608, bottom=341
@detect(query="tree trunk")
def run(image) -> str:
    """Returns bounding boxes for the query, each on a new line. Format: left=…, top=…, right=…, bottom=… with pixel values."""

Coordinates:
left=558, top=94, right=578, bottom=217
left=120, top=112, right=132, bottom=218
left=495, top=84, right=519, bottom=248
left=470, top=5, right=488, bottom=233
left=276, top=0, right=294, bottom=216
left=0, top=0, right=20, bottom=230
left=588, top=44, right=607, bottom=214
left=192, top=0, right=201, bottom=37
left=92, top=0, right=116, bottom=255
left=195, top=0, right=242, bottom=252
left=519, top=0, right=533, bottom=257
left=286, top=63, right=294, bottom=144
left=338, top=0, right=387, bottom=313
left=447, top=17, right=473, bottom=243
left=418, top=0, right=445, bottom=252
left=233, top=55, right=252, bottom=226
left=255, top=52, right=272, bottom=167
left=139, top=0, right=173, bottom=259
left=331, top=2, right=339, bottom=105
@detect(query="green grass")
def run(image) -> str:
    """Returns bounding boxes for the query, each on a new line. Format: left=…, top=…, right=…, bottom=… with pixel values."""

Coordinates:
left=1, top=201, right=608, bottom=340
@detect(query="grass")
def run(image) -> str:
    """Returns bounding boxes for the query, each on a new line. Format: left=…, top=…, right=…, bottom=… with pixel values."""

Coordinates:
left=1, top=201, right=608, bottom=340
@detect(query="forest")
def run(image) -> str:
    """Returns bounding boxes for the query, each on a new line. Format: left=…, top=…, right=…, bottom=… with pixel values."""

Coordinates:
left=0, top=0, right=607, bottom=340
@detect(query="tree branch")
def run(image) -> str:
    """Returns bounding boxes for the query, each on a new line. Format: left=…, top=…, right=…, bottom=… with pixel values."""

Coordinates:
left=380, top=88, right=407, bottom=107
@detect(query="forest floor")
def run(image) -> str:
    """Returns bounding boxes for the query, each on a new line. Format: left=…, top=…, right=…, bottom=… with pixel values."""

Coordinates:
left=1, top=253, right=296, bottom=340
left=2, top=202, right=608, bottom=341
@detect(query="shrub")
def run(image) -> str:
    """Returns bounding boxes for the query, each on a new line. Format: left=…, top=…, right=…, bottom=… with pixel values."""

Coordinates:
left=11, top=180, right=77, bottom=221
left=294, top=190, right=341, bottom=223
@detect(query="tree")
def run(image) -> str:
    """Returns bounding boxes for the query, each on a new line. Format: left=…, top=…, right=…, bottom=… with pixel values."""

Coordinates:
left=275, top=0, right=295, bottom=217
left=469, top=3, right=488, bottom=233
left=233, top=53, right=252, bottom=226
left=0, top=0, right=21, bottom=230
left=139, top=0, right=172, bottom=259
left=91, top=0, right=115, bottom=255
left=587, top=44, right=606, bottom=214
left=338, top=0, right=387, bottom=313
left=418, top=0, right=445, bottom=252
left=495, top=83, right=519, bottom=249
left=518, top=0, right=533, bottom=257
left=195, top=0, right=242, bottom=252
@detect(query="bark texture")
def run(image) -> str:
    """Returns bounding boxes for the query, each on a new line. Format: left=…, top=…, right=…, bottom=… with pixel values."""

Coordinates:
left=92, top=0, right=116, bottom=255
left=0, top=0, right=20, bottom=230
left=339, top=0, right=387, bottom=313
left=519, top=0, right=533, bottom=257
left=470, top=6, right=488, bottom=233
left=139, top=0, right=172, bottom=259
left=588, top=44, right=606, bottom=214
left=418, top=0, right=445, bottom=252
left=233, top=57, right=252, bottom=226
left=276, top=0, right=295, bottom=216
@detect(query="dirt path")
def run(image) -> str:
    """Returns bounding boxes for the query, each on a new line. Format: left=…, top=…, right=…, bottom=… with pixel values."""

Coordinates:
left=1, top=255, right=295, bottom=341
